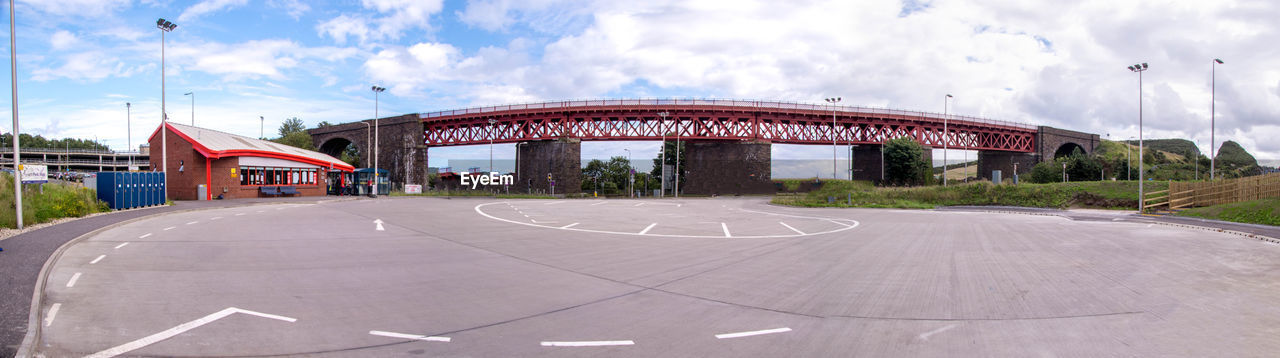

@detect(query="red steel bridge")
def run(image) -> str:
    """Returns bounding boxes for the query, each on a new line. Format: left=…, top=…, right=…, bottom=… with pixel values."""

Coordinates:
left=421, top=99, right=1037, bottom=152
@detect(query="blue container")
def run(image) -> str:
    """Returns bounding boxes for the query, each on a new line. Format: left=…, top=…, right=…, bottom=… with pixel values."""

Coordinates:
left=95, top=172, right=121, bottom=209
left=126, top=172, right=137, bottom=209
left=157, top=173, right=166, bottom=205
left=150, top=172, right=160, bottom=206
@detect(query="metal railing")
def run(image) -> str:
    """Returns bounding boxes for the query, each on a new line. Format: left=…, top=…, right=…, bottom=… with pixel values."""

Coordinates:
left=0, top=147, right=145, bottom=155
left=418, top=98, right=1037, bottom=130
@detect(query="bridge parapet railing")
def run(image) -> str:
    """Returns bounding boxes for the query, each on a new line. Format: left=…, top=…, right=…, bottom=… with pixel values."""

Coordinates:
left=420, top=98, right=1036, bottom=130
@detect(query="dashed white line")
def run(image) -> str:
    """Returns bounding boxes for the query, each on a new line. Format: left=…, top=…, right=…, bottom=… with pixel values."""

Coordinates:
left=66, top=272, right=82, bottom=288
left=276, top=207, right=285, bottom=211
left=44, top=303, right=61, bottom=327
left=1147, top=224, right=1154, bottom=228
left=531, top=219, right=557, bottom=224
left=84, top=307, right=296, bottom=358
left=917, top=324, right=957, bottom=340
left=90, top=255, right=106, bottom=264
left=639, top=223, right=658, bottom=235
left=779, top=222, right=806, bottom=235
left=211, top=216, right=223, bottom=220
left=138, top=233, right=151, bottom=239
left=591, top=201, right=608, bottom=206
left=523, top=214, right=530, bottom=218
left=561, top=223, right=579, bottom=229
left=162, top=227, right=176, bottom=231
left=369, top=330, right=451, bottom=342
left=721, top=222, right=732, bottom=238
left=634, top=203, right=644, bottom=206
left=543, top=201, right=566, bottom=205
left=715, top=327, right=791, bottom=339
left=825, top=219, right=855, bottom=228
left=541, top=340, right=634, bottom=347
left=257, top=210, right=265, bottom=213
left=235, top=213, right=246, bottom=216
left=186, top=221, right=198, bottom=225
left=114, top=242, right=130, bottom=249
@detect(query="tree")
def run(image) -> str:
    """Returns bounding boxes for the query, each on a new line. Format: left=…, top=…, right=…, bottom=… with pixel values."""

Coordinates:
left=649, top=139, right=686, bottom=191
left=317, top=121, right=334, bottom=128
left=271, top=117, right=315, bottom=151
left=582, top=156, right=633, bottom=194
left=882, top=137, right=929, bottom=186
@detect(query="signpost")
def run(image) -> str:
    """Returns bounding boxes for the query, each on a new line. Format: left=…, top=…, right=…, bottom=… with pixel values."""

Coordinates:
left=19, top=164, right=47, bottom=183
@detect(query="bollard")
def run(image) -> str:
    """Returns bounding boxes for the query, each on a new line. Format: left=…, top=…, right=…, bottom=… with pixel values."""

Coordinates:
left=847, top=193, right=851, bottom=206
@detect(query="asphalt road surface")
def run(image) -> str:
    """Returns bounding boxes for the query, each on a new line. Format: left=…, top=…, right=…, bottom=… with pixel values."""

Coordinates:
left=29, top=197, right=1280, bottom=357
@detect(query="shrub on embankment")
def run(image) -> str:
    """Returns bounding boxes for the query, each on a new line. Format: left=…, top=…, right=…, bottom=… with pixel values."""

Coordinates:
left=0, top=172, right=110, bottom=228
left=772, top=180, right=1168, bottom=210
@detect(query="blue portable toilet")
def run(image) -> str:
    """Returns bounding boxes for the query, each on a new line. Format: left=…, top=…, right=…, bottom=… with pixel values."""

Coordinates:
left=125, top=172, right=136, bottom=209
left=148, top=172, right=157, bottom=206
left=157, top=173, right=166, bottom=205
left=95, top=172, right=118, bottom=209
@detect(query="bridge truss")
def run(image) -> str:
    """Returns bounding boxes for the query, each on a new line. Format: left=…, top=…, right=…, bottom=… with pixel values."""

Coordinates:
left=422, top=99, right=1036, bottom=152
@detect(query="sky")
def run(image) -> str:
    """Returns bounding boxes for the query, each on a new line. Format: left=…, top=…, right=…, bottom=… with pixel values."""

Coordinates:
left=2, top=0, right=1278, bottom=170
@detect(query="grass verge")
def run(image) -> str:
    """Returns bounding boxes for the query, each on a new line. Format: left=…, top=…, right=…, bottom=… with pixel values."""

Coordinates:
left=390, top=190, right=557, bottom=199
left=1175, top=198, right=1280, bottom=226
left=772, top=180, right=1167, bottom=210
left=0, top=172, right=110, bottom=229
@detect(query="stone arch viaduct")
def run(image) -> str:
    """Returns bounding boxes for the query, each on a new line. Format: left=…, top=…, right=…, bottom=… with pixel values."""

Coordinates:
left=308, top=99, right=1099, bottom=194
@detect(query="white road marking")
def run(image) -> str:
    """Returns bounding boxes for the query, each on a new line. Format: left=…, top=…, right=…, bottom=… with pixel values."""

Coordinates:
left=917, top=324, right=958, bottom=340
left=531, top=219, right=557, bottom=224
left=163, top=227, right=175, bottom=231
left=779, top=222, right=806, bottom=235
left=276, top=207, right=285, bottom=210
left=523, top=214, right=530, bottom=218
left=90, top=255, right=106, bottom=264
left=715, top=327, right=792, bottom=339
left=44, top=303, right=61, bottom=327
left=591, top=201, right=608, bottom=206
left=374, top=219, right=385, bottom=231
left=66, top=272, right=82, bottom=288
left=634, top=203, right=644, bottom=206
left=211, top=216, right=222, bottom=220
left=114, top=242, right=130, bottom=249
left=186, top=221, right=198, bottom=225
left=825, top=219, right=855, bottom=228
left=369, top=330, right=451, bottom=342
left=257, top=210, right=265, bottom=213
left=477, top=202, right=860, bottom=239
left=138, top=233, right=151, bottom=239
left=235, top=213, right=246, bottom=216
left=84, top=307, right=296, bottom=358
left=561, top=223, right=579, bottom=228
left=541, top=340, right=634, bottom=347
left=1112, top=218, right=1122, bottom=221
left=721, top=222, right=732, bottom=237
left=639, top=223, right=658, bottom=235
left=1147, top=224, right=1154, bottom=228
left=543, top=201, right=566, bottom=205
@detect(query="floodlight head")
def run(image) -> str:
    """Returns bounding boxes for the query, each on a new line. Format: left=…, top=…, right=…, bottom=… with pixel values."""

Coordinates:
left=1128, top=66, right=1135, bottom=71
left=946, top=94, right=953, bottom=98
left=1141, top=63, right=1148, bottom=69
left=1214, top=58, right=1224, bottom=64
left=184, top=92, right=191, bottom=96
left=836, top=97, right=841, bottom=101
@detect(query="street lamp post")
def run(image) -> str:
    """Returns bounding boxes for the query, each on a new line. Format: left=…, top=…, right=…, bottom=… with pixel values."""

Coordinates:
left=1210, top=58, right=1224, bottom=180
left=825, top=97, right=841, bottom=179
left=1127, top=136, right=1134, bottom=181
left=657, top=111, right=668, bottom=197
left=157, top=18, right=176, bottom=201
left=371, top=86, right=385, bottom=196
left=10, top=0, right=21, bottom=228
left=624, top=148, right=632, bottom=198
left=184, top=92, right=194, bottom=126
left=1129, top=62, right=1148, bottom=212
left=259, top=116, right=264, bottom=139
left=675, top=114, right=681, bottom=198
left=943, top=94, right=953, bottom=186
left=126, top=102, right=132, bottom=170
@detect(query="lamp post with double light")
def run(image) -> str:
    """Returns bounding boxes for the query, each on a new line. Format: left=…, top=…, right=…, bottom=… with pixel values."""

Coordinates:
left=157, top=18, right=176, bottom=200
left=658, top=111, right=669, bottom=197
left=1210, top=58, right=1224, bottom=180
left=1128, top=62, right=1148, bottom=212
left=371, top=85, right=385, bottom=197
left=825, top=97, right=841, bottom=179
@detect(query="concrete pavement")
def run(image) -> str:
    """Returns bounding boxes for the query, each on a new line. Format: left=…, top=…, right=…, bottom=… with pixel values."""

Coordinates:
left=23, top=197, right=1280, bottom=357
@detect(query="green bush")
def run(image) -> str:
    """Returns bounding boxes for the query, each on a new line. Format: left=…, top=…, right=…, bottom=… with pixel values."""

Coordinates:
left=772, top=180, right=1168, bottom=210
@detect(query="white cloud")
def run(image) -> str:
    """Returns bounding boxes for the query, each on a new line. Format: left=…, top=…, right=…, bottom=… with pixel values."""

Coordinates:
left=30, top=51, right=149, bottom=82
left=50, top=30, right=78, bottom=50
left=169, top=39, right=358, bottom=81
left=178, top=0, right=249, bottom=22
left=316, top=0, right=445, bottom=44
left=17, top=0, right=129, bottom=16
left=269, top=0, right=311, bottom=19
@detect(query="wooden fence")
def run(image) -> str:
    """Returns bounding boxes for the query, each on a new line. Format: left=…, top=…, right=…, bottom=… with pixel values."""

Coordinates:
left=1143, top=172, right=1280, bottom=211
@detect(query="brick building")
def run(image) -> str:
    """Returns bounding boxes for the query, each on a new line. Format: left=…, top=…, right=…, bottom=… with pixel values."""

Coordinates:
left=147, top=122, right=354, bottom=200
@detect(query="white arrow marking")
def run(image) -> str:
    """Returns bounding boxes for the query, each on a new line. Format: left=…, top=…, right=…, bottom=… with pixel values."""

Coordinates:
left=374, top=219, right=385, bottom=231
left=84, top=307, right=295, bottom=358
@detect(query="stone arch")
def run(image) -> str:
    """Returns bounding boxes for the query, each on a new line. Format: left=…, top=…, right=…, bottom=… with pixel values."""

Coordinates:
left=1053, top=142, right=1086, bottom=159
left=319, top=137, right=360, bottom=166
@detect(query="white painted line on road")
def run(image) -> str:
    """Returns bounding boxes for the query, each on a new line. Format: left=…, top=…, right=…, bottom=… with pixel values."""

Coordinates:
left=531, top=219, right=557, bottom=224
left=561, top=223, right=579, bottom=228
left=825, top=219, right=855, bottom=228
left=541, top=340, right=634, bottom=347
left=163, top=226, right=175, bottom=231
left=779, top=222, right=806, bottom=235
left=84, top=307, right=295, bottom=358
left=186, top=221, right=198, bottom=225
left=90, top=255, right=106, bottom=264
left=66, top=272, right=82, bottom=288
left=138, top=233, right=151, bottom=239
left=44, top=303, right=61, bottom=327
left=374, top=219, right=385, bottom=231
left=211, top=216, right=222, bottom=220
left=369, top=330, right=451, bottom=342
left=523, top=214, right=530, bottom=218
left=639, top=223, right=658, bottom=235
left=1147, top=224, right=1154, bottom=228
left=917, top=324, right=957, bottom=340
left=235, top=213, right=246, bottom=216
left=635, top=203, right=644, bottom=206
left=722, top=222, right=732, bottom=237
left=115, top=242, right=129, bottom=249
left=715, top=327, right=791, bottom=339
left=478, top=202, right=861, bottom=239
left=544, top=201, right=566, bottom=205
left=591, top=201, right=608, bottom=206
left=257, top=210, right=265, bottom=213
